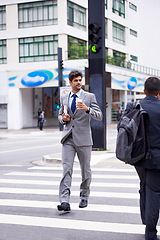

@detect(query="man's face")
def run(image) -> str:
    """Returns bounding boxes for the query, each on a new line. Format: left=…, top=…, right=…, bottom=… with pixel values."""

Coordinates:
left=69, top=76, right=82, bottom=92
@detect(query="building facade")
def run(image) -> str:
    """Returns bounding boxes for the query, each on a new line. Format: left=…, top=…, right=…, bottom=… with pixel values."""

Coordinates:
left=0, top=0, right=160, bottom=129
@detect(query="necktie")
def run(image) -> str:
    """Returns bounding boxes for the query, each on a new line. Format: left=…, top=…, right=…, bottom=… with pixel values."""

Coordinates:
left=71, top=94, right=77, bottom=114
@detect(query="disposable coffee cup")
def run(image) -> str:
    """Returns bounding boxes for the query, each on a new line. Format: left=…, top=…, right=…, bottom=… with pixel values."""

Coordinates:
left=76, top=98, right=82, bottom=110
left=76, top=98, right=82, bottom=104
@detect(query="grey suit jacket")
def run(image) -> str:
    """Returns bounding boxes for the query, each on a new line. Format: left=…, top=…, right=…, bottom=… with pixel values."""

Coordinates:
left=58, top=89, right=103, bottom=146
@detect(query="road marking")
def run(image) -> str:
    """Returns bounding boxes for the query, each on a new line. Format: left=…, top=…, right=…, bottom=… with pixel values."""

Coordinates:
left=0, top=199, right=140, bottom=214
left=0, top=164, right=145, bottom=237
left=5, top=172, right=139, bottom=179
left=0, top=144, right=59, bottom=154
left=0, top=213, right=150, bottom=234
left=29, top=166, right=135, bottom=172
left=0, top=187, right=139, bottom=199
left=0, top=165, right=23, bottom=167
left=0, top=178, right=139, bottom=188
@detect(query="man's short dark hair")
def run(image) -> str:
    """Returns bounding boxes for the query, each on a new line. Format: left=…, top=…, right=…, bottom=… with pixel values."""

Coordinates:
left=145, top=77, right=160, bottom=96
left=69, top=70, right=83, bottom=82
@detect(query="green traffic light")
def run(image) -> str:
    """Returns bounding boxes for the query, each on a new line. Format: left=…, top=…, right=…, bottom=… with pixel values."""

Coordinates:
left=89, top=44, right=100, bottom=53
left=92, top=45, right=97, bottom=52
left=57, top=105, right=60, bottom=109
left=89, top=44, right=97, bottom=53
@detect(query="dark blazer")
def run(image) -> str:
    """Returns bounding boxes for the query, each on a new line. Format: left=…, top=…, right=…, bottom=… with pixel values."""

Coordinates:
left=122, top=96, right=160, bottom=169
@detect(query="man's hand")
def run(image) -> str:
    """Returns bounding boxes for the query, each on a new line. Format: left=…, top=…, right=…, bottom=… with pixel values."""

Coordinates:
left=62, top=113, right=71, bottom=122
left=76, top=102, right=88, bottom=112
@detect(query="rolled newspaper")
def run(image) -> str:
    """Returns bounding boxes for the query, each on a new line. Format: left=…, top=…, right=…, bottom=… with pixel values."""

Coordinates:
left=64, top=105, right=68, bottom=115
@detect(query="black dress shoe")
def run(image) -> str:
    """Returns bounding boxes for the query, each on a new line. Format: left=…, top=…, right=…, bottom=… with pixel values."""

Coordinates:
left=79, top=199, right=88, bottom=208
left=57, top=202, right=71, bottom=211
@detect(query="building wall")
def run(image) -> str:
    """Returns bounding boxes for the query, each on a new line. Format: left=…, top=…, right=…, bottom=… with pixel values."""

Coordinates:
left=8, top=87, right=22, bottom=129
left=0, top=0, right=160, bottom=129
left=136, top=0, right=160, bottom=70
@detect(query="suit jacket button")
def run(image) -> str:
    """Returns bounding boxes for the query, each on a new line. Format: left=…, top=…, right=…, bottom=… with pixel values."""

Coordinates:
left=73, top=117, right=74, bottom=120
left=72, top=126, right=74, bottom=128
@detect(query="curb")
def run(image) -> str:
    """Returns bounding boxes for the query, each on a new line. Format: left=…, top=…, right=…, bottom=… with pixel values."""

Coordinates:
left=41, top=151, right=116, bottom=167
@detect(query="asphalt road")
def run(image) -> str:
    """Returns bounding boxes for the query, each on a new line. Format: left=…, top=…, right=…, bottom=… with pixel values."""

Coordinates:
left=0, top=125, right=159, bottom=240
left=0, top=127, right=62, bottom=166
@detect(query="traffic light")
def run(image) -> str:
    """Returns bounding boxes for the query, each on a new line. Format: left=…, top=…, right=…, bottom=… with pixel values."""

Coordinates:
left=89, top=23, right=101, bottom=53
left=60, top=60, right=63, bottom=69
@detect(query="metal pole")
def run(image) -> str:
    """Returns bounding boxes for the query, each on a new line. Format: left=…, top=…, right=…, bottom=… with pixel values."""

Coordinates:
left=58, top=47, right=63, bottom=131
left=88, top=0, right=106, bottom=150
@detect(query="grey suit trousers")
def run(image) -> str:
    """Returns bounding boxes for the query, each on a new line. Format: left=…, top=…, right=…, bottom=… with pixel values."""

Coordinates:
left=59, top=135, right=92, bottom=203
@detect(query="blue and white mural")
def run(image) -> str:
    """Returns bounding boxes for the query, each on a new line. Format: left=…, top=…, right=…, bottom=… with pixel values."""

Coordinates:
left=8, top=68, right=85, bottom=88
left=21, top=70, right=53, bottom=87
left=8, top=69, right=58, bottom=88
left=111, top=73, right=145, bottom=92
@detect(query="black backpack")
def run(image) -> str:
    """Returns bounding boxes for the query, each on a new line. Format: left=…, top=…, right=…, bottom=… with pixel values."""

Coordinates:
left=116, top=101, right=148, bottom=165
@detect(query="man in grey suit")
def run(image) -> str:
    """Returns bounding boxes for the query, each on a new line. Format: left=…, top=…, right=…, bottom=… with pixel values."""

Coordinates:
left=57, top=70, right=102, bottom=211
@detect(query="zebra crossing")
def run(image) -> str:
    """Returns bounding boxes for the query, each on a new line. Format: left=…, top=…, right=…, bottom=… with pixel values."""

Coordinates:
left=0, top=165, right=159, bottom=240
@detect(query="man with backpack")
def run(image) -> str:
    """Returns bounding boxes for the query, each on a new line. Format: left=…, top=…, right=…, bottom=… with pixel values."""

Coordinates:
left=118, top=77, right=160, bottom=240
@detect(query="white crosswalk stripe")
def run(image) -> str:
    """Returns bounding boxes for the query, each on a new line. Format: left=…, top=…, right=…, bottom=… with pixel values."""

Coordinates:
left=0, top=187, right=139, bottom=198
left=0, top=178, right=139, bottom=188
left=0, top=199, right=140, bottom=213
left=5, top=171, right=139, bottom=179
left=0, top=165, right=159, bottom=238
left=29, top=166, right=136, bottom=172
left=0, top=214, right=146, bottom=234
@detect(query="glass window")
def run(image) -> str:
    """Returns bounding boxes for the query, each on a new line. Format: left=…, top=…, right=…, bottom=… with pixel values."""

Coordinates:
left=130, top=29, right=137, bottom=37
left=105, top=18, right=108, bottom=39
left=112, top=0, right=125, bottom=18
left=0, top=6, right=6, bottom=31
left=19, top=35, right=58, bottom=62
left=113, top=22, right=125, bottom=45
left=18, top=0, right=57, bottom=28
left=105, top=0, right=107, bottom=9
left=129, top=2, right=137, bottom=11
left=130, top=55, right=138, bottom=62
left=67, top=1, right=86, bottom=31
left=44, top=88, right=53, bottom=117
left=113, top=50, right=125, bottom=59
left=68, top=36, right=87, bottom=60
left=112, top=89, right=120, bottom=122
left=113, top=50, right=126, bottom=67
left=0, top=40, right=7, bottom=64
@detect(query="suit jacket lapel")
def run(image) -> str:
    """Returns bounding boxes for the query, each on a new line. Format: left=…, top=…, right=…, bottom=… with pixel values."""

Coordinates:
left=80, top=90, right=87, bottom=102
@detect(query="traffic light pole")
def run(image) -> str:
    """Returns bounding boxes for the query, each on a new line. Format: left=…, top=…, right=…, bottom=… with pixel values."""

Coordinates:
left=88, top=0, right=106, bottom=150
left=58, top=47, right=63, bottom=131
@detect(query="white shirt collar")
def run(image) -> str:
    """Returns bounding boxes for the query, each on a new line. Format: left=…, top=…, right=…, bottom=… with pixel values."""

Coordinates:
left=70, top=89, right=82, bottom=98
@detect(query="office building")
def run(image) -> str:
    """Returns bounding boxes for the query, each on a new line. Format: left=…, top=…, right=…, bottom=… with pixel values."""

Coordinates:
left=0, top=0, right=160, bottom=129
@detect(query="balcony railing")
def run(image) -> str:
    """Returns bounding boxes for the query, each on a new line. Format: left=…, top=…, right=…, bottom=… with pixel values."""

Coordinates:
left=66, top=50, right=160, bottom=77
left=106, top=56, right=160, bottom=77
left=68, top=49, right=88, bottom=60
